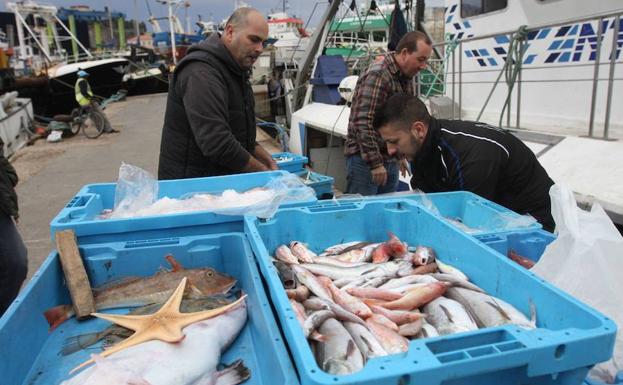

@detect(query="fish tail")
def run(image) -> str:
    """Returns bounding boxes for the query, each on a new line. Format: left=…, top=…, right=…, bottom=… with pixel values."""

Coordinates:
left=61, top=332, right=103, bottom=355
left=44, top=304, right=73, bottom=330
left=215, top=359, right=251, bottom=385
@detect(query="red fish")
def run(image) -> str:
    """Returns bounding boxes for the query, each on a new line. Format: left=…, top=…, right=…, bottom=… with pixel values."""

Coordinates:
left=372, top=232, right=408, bottom=263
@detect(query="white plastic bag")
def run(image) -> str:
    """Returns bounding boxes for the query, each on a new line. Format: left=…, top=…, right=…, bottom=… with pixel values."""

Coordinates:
left=207, top=173, right=316, bottom=219
left=108, top=164, right=316, bottom=219
left=112, top=163, right=159, bottom=217
left=532, top=184, right=623, bottom=384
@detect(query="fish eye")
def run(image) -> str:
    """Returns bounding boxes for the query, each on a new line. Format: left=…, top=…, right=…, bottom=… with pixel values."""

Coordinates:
left=206, top=270, right=214, bottom=277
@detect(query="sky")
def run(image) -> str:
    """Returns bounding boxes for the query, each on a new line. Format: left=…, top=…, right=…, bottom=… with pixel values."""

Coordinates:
left=2, top=0, right=445, bottom=33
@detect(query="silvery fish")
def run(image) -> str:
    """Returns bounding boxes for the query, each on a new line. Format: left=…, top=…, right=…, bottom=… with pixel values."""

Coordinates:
left=430, top=273, right=485, bottom=293
left=445, top=287, right=536, bottom=329
left=343, top=322, right=388, bottom=360
left=316, top=318, right=364, bottom=375
left=423, top=296, right=479, bottom=335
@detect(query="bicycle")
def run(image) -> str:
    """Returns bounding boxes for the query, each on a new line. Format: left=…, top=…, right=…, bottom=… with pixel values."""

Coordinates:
left=69, top=104, right=106, bottom=139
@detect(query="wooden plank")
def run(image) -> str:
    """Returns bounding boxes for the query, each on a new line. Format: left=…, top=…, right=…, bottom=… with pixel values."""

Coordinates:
left=55, top=230, right=95, bottom=319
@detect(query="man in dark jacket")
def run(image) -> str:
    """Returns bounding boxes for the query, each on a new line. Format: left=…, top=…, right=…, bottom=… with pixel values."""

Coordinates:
left=0, top=138, right=28, bottom=316
left=158, top=7, right=277, bottom=179
left=374, top=94, right=555, bottom=231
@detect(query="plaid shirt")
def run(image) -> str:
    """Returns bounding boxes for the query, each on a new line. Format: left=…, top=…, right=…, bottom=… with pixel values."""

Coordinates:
left=345, top=53, right=416, bottom=168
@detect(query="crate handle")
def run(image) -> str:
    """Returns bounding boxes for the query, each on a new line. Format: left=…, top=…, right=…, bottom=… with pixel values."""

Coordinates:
left=475, top=234, right=505, bottom=243
left=305, top=202, right=360, bottom=212
left=65, top=194, right=94, bottom=209
left=124, top=238, right=180, bottom=248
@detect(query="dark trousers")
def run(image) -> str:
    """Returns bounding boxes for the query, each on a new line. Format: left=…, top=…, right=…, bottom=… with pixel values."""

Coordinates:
left=0, top=214, right=28, bottom=316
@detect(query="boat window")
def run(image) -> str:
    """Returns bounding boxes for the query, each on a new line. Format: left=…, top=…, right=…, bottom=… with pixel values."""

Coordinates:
left=461, top=0, right=507, bottom=18
left=372, top=31, right=386, bottom=42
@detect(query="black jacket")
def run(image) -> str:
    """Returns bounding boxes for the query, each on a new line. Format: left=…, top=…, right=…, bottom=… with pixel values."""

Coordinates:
left=158, top=34, right=257, bottom=179
left=411, top=118, right=555, bottom=231
left=0, top=138, right=19, bottom=219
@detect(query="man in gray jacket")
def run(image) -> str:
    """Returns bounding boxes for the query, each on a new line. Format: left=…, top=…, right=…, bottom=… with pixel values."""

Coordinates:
left=158, top=7, right=277, bottom=179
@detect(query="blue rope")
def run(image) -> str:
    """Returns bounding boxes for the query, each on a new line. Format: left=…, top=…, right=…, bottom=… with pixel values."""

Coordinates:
left=257, top=122, right=290, bottom=152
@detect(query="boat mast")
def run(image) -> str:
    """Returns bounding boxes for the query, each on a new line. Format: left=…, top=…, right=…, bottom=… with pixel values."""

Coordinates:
left=292, top=0, right=342, bottom=110
left=7, top=1, right=93, bottom=63
left=158, top=0, right=183, bottom=65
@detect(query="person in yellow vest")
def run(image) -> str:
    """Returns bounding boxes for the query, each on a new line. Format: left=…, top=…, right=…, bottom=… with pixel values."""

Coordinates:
left=75, top=70, right=115, bottom=133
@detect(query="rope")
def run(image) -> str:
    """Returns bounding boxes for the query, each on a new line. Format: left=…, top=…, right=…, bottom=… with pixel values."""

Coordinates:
left=422, top=37, right=459, bottom=98
left=257, top=119, right=290, bottom=152
left=476, top=25, right=529, bottom=126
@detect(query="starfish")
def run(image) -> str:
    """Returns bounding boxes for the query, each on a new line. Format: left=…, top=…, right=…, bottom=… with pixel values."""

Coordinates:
left=70, top=277, right=246, bottom=374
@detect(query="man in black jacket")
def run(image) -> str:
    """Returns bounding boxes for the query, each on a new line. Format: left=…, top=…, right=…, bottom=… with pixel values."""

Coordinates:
left=374, top=94, right=555, bottom=231
left=158, top=7, right=277, bottom=179
left=0, top=138, right=28, bottom=316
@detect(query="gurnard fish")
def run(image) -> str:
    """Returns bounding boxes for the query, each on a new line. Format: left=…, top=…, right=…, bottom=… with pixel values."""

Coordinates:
left=303, top=297, right=366, bottom=326
left=291, top=265, right=333, bottom=301
left=61, top=301, right=249, bottom=385
left=508, top=250, right=536, bottom=269
left=318, top=276, right=372, bottom=318
left=372, top=232, right=408, bottom=263
left=364, top=320, right=409, bottom=354
left=44, top=255, right=237, bottom=330
left=290, top=241, right=317, bottom=263
left=61, top=294, right=237, bottom=356
left=275, top=245, right=299, bottom=265
left=376, top=282, right=449, bottom=311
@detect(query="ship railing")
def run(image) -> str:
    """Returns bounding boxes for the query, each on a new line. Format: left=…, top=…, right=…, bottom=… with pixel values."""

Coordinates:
left=420, top=9, right=623, bottom=140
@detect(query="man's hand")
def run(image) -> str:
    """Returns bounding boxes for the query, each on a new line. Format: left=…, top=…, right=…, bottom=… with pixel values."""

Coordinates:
left=400, top=158, right=412, bottom=178
left=254, top=144, right=279, bottom=171
left=370, top=165, right=388, bottom=186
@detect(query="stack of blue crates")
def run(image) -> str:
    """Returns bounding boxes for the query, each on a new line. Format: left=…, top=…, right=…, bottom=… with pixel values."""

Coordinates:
left=310, top=55, right=348, bottom=104
left=245, top=198, right=617, bottom=385
left=294, top=170, right=335, bottom=199
left=271, top=151, right=334, bottom=199
left=272, top=152, right=309, bottom=173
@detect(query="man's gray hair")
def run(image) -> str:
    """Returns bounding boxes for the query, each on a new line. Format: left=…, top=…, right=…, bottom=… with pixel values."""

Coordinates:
left=225, top=7, right=258, bottom=29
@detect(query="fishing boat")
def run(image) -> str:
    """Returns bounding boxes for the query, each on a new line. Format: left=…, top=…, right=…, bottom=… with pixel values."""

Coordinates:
left=268, top=11, right=310, bottom=67
left=5, top=1, right=130, bottom=116
left=286, top=0, right=623, bottom=227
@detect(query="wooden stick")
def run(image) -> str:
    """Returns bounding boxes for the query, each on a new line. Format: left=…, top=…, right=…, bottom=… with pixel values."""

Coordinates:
left=55, top=230, right=95, bottom=319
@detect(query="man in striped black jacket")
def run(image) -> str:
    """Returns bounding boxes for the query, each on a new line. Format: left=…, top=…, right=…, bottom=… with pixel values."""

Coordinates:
left=374, top=93, right=555, bottom=232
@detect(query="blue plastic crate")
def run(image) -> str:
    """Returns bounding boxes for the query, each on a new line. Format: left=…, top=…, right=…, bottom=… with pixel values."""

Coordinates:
left=354, top=191, right=543, bottom=236
left=244, top=199, right=616, bottom=385
left=0, top=233, right=299, bottom=385
left=476, top=229, right=557, bottom=264
left=272, top=152, right=309, bottom=173
left=294, top=170, right=334, bottom=199
left=49, top=170, right=317, bottom=244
